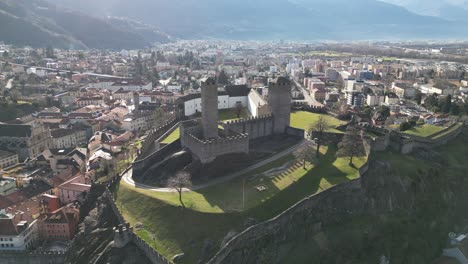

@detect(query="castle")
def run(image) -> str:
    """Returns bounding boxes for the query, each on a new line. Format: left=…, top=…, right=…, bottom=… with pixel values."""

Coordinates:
left=180, top=76, right=292, bottom=164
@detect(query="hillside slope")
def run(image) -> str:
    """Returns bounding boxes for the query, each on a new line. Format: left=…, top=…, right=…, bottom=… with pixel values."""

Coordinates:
left=47, top=0, right=464, bottom=40
left=0, top=0, right=170, bottom=49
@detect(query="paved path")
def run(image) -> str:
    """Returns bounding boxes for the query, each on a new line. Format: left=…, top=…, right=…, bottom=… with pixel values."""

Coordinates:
left=293, top=80, right=324, bottom=108
left=121, top=140, right=305, bottom=193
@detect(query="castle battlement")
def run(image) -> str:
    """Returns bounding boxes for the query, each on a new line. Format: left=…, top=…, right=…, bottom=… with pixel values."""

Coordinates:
left=226, top=114, right=274, bottom=125
left=183, top=132, right=249, bottom=164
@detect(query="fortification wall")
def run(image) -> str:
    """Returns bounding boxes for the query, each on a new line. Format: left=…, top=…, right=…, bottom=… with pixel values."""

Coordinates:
left=285, top=126, right=305, bottom=138
left=104, top=188, right=171, bottom=264
left=224, top=115, right=275, bottom=139
left=132, top=140, right=181, bottom=177
left=184, top=133, right=249, bottom=164
left=207, top=141, right=418, bottom=264
left=137, top=118, right=179, bottom=161
left=0, top=251, right=65, bottom=264
left=291, top=102, right=327, bottom=113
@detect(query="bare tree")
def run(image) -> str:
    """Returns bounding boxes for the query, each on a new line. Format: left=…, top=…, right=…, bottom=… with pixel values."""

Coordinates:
left=234, top=102, right=243, bottom=118
left=307, top=116, right=330, bottom=159
left=337, top=126, right=363, bottom=166
left=293, top=142, right=316, bottom=170
left=168, top=171, right=192, bottom=209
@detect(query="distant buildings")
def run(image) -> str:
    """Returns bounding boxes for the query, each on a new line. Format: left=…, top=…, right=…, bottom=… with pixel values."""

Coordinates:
left=0, top=150, right=19, bottom=169
left=0, top=122, right=51, bottom=161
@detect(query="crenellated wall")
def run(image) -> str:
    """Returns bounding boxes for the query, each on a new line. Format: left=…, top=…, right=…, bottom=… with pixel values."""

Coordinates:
left=183, top=133, right=250, bottom=164
left=0, top=251, right=66, bottom=264
left=224, top=115, right=275, bottom=139
left=136, top=118, right=179, bottom=161
left=132, top=140, right=182, bottom=178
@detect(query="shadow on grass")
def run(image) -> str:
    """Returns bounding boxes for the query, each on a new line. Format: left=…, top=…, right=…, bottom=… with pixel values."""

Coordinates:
left=117, top=143, right=363, bottom=263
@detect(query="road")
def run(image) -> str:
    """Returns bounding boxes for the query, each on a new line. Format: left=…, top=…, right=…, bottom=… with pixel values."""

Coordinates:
left=293, top=79, right=323, bottom=107
left=121, top=140, right=305, bottom=193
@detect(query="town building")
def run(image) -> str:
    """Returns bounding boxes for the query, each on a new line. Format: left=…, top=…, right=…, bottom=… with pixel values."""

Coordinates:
left=0, top=122, right=51, bottom=160
left=0, top=150, right=19, bottom=169
left=0, top=209, right=38, bottom=250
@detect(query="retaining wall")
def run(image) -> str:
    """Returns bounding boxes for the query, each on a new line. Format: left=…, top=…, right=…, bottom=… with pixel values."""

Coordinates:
left=104, top=188, right=172, bottom=264
left=0, top=251, right=66, bottom=264
left=137, top=118, right=179, bottom=161
left=132, top=140, right=181, bottom=178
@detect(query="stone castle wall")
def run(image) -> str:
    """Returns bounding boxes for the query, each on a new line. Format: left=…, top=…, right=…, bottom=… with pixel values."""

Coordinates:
left=103, top=189, right=171, bottom=264
left=136, top=118, right=179, bottom=161
left=268, top=78, right=292, bottom=134
left=183, top=133, right=250, bottom=164
left=0, top=251, right=65, bottom=264
left=224, top=115, right=275, bottom=139
left=132, top=140, right=181, bottom=178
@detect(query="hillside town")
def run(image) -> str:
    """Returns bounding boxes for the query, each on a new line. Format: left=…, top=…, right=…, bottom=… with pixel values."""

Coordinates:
left=0, top=40, right=467, bottom=262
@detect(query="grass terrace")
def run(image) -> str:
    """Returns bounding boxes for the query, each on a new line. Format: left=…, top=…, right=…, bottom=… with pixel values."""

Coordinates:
left=290, top=111, right=347, bottom=133
left=402, top=124, right=446, bottom=138
left=117, top=144, right=367, bottom=263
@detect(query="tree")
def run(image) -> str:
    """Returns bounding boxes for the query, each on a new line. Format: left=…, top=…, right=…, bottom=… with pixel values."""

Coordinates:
left=217, top=69, right=229, bottom=85
left=234, top=102, right=243, bottom=118
left=293, top=142, right=316, bottom=169
left=441, top=94, right=452, bottom=114
left=337, top=126, right=363, bottom=166
left=378, top=105, right=391, bottom=118
left=414, top=93, right=422, bottom=105
left=153, top=108, right=171, bottom=127
left=168, top=171, right=192, bottom=208
left=307, top=116, right=330, bottom=159
left=2, top=51, right=8, bottom=58
left=399, top=122, right=412, bottom=131
left=335, top=75, right=345, bottom=91
left=45, top=45, right=55, bottom=59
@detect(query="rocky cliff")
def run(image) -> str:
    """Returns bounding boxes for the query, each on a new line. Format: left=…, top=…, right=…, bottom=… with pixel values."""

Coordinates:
left=207, top=159, right=413, bottom=264
left=65, top=193, right=152, bottom=264
left=208, top=134, right=468, bottom=263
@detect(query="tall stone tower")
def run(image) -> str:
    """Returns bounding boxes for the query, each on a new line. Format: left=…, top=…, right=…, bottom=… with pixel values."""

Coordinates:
left=268, top=76, right=292, bottom=134
left=201, top=76, right=219, bottom=139
left=133, top=92, right=140, bottom=111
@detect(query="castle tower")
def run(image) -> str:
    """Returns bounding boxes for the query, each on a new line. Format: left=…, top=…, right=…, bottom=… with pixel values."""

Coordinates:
left=133, top=92, right=140, bottom=111
left=201, top=76, right=219, bottom=139
left=268, top=76, right=292, bottom=134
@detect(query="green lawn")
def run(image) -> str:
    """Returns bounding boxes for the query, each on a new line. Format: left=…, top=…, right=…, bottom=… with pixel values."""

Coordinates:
left=290, top=111, right=347, bottom=133
left=117, top=145, right=366, bottom=263
left=218, top=108, right=249, bottom=121
left=161, top=128, right=180, bottom=144
left=431, top=123, right=463, bottom=139
left=158, top=109, right=248, bottom=143
left=402, top=124, right=446, bottom=138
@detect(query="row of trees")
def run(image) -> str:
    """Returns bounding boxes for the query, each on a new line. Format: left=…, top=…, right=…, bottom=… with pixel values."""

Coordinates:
left=423, top=94, right=468, bottom=115
left=295, top=116, right=364, bottom=169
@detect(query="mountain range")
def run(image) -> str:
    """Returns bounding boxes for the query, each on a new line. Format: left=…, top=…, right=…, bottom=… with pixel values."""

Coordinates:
left=0, top=0, right=170, bottom=49
left=1, top=0, right=468, bottom=49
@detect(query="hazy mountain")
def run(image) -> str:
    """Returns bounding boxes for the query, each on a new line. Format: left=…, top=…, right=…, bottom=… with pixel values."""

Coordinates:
left=45, top=0, right=467, bottom=41
left=0, top=0, right=170, bottom=49
left=381, top=0, right=468, bottom=22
